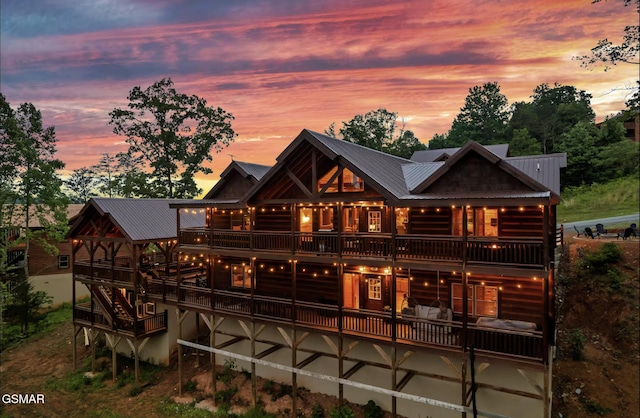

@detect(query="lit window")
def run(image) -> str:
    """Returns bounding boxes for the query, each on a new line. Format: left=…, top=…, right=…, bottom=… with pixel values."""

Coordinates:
left=317, top=167, right=364, bottom=193
left=319, top=208, right=334, bottom=230
left=58, top=255, right=70, bottom=269
left=452, top=208, right=498, bottom=236
left=451, top=283, right=498, bottom=317
left=368, top=277, right=382, bottom=300
left=368, top=211, right=381, bottom=233
left=231, top=264, right=252, bottom=289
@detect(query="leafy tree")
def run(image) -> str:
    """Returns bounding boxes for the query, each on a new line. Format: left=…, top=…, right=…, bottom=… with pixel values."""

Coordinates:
left=595, top=140, right=640, bottom=181
left=509, top=128, right=542, bottom=156
left=426, top=133, right=452, bottom=150
left=0, top=95, right=64, bottom=334
left=556, top=122, right=599, bottom=187
left=91, top=153, right=118, bottom=197
left=109, top=78, right=236, bottom=198
left=446, top=82, right=510, bottom=146
left=64, top=167, right=97, bottom=203
left=510, top=83, right=595, bottom=154
left=576, top=0, right=639, bottom=70
left=326, top=108, right=425, bottom=158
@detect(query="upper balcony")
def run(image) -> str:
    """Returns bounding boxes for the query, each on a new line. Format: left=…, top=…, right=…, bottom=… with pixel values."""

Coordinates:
left=180, top=228, right=545, bottom=268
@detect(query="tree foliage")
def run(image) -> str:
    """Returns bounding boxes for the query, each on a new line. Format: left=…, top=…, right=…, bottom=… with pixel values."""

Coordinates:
left=576, top=0, right=639, bottom=70
left=446, top=82, right=510, bottom=147
left=510, top=83, right=594, bottom=154
left=64, top=167, right=97, bottom=203
left=109, top=78, right=236, bottom=198
left=0, top=94, right=69, bottom=279
left=326, top=108, right=425, bottom=158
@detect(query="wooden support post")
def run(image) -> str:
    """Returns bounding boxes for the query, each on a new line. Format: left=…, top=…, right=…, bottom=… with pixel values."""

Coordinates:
left=177, top=308, right=189, bottom=396
left=210, top=314, right=216, bottom=405
left=251, top=321, right=257, bottom=408
left=195, top=313, right=200, bottom=367
left=134, top=339, right=139, bottom=384
left=292, top=328, right=297, bottom=416
left=461, top=358, right=468, bottom=417
left=391, top=346, right=397, bottom=417
left=338, top=336, right=344, bottom=405
left=91, top=329, right=97, bottom=373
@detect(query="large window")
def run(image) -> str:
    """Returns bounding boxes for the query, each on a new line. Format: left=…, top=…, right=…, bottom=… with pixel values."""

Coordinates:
left=231, top=264, right=252, bottom=289
left=319, top=207, right=334, bottom=230
left=451, top=283, right=498, bottom=317
left=318, top=167, right=364, bottom=193
left=452, top=208, right=498, bottom=236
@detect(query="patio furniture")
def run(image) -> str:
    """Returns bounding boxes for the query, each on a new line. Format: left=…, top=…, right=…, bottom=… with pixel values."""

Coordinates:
left=573, top=225, right=582, bottom=237
left=584, top=227, right=596, bottom=239
left=595, top=224, right=607, bottom=236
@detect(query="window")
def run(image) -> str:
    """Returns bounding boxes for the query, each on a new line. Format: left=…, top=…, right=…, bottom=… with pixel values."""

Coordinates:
left=231, top=264, right=252, bottom=289
left=299, top=208, right=313, bottom=233
left=317, top=167, right=364, bottom=193
left=145, top=302, right=156, bottom=315
left=368, top=277, right=382, bottom=300
left=368, top=211, right=381, bottom=232
left=319, top=208, right=334, bottom=230
left=451, top=283, right=498, bottom=317
left=58, top=255, right=70, bottom=269
left=452, top=208, right=498, bottom=236
left=343, top=207, right=359, bottom=232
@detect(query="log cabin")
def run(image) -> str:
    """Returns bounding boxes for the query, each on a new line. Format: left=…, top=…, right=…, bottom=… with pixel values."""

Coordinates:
left=69, top=129, right=566, bottom=418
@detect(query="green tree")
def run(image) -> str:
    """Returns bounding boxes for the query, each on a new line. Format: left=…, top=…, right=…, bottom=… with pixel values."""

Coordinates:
left=446, top=82, right=510, bottom=146
left=91, top=153, right=118, bottom=198
left=556, top=122, right=599, bottom=187
left=0, top=95, right=65, bottom=334
left=509, top=128, right=542, bottom=156
left=109, top=78, right=236, bottom=198
left=576, top=0, right=639, bottom=70
left=64, top=167, right=97, bottom=203
left=510, top=83, right=595, bottom=154
left=327, top=108, right=425, bottom=158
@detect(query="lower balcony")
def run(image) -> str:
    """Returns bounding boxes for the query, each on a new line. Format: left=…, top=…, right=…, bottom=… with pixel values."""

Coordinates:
left=143, top=280, right=546, bottom=364
left=73, top=303, right=168, bottom=338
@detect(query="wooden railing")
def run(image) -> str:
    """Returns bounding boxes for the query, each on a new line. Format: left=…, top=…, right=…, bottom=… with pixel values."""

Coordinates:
left=74, top=261, right=134, bottom=284
left=142, top=282, right=546, bottom=362
left=178, top=229, right=546, bottom=267
left=466, top=238, right=543, bottom=266
left=395, top=235, right=462, bottom=261
left=181, top=227, right=210, bottom=246
left=73, top=304, right=167, bottom=336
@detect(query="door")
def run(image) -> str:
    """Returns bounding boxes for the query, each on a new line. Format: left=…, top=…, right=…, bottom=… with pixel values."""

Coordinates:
left=364, top=274, right=385, bottom=311
left=396, top=278, right=409, bottom=313
left=343, top=273, right=360, bottom=309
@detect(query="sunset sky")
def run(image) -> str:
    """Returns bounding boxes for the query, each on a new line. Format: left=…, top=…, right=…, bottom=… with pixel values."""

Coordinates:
left=1, top=0, right=637, bottom=194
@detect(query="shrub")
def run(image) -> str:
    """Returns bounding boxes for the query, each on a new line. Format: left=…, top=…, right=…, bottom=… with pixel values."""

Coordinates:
left=583, top=243, right=622, bottom=274
left=215, top=386, right=238, bottom=404
left=184, top=379, right=197, bottom=393
left=311, top=403, right=325, bottom=418
left=218, top=359, right=236, bottom=385
left=568, top=329, right=586, bottom=360
left=128, top=385, right=143, bottom=397
left=329, top=405, right=355, bottom=418
left=363, top=400, right=383, bottom=418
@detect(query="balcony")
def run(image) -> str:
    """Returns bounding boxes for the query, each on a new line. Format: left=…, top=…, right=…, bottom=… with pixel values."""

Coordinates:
left=73, top=303, right=168, bottom=337
left=142, top=281, right=545, bottom=363
left=179, top=228, right=545, bottom=268
left=74, top=259, right=135, bottom=287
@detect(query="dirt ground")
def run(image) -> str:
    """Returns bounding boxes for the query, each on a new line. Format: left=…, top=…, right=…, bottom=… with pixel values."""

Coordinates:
left=0, top=322, right=391, bottom=418
left=552, top=236, right=639, bottom=418
left=1, top=235, right=637, bottom=418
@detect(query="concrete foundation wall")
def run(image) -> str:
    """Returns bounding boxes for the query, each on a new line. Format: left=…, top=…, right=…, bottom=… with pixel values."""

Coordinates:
left=30, top=273, right=90, bottom=307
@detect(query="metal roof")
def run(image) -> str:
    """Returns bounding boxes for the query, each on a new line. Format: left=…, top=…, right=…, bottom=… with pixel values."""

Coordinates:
left=401, top=162, right=444, bottom=192
left=5, top=204, right=85, bottom=228
left=234, top=161, right=271, bottom=180
left=504, top=154, right=567, bottom=195
left=399, top=191, right=551, bottom=200
left=308, top=130, right=418, bottom=199
left=410, top=144, right=510, bottom=162
left=86, top=198, right=204, bottom=242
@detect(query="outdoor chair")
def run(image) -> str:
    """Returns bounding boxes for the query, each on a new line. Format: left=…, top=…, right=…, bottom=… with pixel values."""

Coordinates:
left=584, top=227, right=596, bottom=239
left=631, top=223, right=637, bottom=235
left=595, top=223, right=607, bottom=236
left=573, top=225, right=582, bottom=237
left=619, top=224, right=637, bottom=240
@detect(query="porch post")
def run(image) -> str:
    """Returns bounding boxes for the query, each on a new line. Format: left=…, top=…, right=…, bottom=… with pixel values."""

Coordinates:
left=461, top=207, right=469, bottom=350
left=542, top=204, right=550, bottom=361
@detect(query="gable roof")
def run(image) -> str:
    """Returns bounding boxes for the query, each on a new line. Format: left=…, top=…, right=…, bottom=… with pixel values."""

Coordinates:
left=4, top=204, right=85, bottom=229
left=504, top=153, right=567, bottom=195
left=203, top=160, right=271, bottom=200
left=246, top=129, right=419, bottom=202
left=409, top=141, right=561, bottom=203
left=68, top=198, right=204, bottom=243
left=411, top=144, right=509, bottom=162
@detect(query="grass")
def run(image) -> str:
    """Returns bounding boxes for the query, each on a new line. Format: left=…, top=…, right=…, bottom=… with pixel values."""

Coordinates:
left=557, top=176, right=639, bottom=223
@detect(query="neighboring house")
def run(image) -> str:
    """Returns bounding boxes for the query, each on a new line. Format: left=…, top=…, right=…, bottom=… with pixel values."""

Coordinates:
left=595, top=112, right=640, bottom=143
left=3, top=204, right=84, bottom=276
left=69, top=130, right=566, bottom=417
